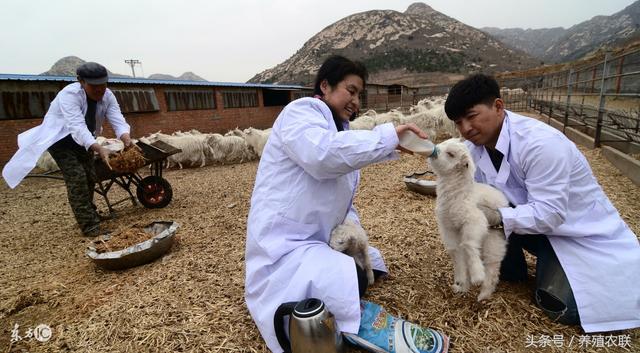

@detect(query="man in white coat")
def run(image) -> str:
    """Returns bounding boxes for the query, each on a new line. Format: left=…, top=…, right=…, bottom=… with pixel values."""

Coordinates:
left=444, top=74, right=640, bottom=333
left=245, top=56, right=448, bottom=353
left=2, top=62, right=132, bottom=236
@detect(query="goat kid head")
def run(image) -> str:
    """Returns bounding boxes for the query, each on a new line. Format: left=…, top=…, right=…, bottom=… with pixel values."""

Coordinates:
left=428, top=138, right=475, bottom=178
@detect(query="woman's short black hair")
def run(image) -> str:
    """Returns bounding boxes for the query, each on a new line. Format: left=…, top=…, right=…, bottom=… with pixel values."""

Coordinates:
left=444, top=74, right=501, bottom=120
left=313, top=55, right=368, bottom=96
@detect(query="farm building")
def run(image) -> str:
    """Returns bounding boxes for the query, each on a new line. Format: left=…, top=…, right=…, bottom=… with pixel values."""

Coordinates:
left=0, top=74, right=312, bottom=165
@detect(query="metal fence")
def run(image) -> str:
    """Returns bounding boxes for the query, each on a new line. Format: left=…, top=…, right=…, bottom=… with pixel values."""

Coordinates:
left=361, top=84, right=450, bottom=112
left=499, top=46, right=640, bottom=147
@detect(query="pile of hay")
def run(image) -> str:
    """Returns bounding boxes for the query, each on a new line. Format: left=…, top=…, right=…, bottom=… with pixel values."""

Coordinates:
left=93, top=227, right=152, bottom=254
left=0, top=120, right=638, bottom=352
left=108, top=146, right=146, bottom=173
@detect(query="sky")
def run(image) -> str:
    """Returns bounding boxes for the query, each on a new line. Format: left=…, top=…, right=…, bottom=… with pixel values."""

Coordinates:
left=1, top=0, right=637, bottom=82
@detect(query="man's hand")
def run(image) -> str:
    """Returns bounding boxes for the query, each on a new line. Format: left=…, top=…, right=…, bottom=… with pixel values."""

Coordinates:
left=479, top=205, right=502, bottom=227
left=90, top=143, right=114, bottom=170
left=120, top=133, right=132, bottom=148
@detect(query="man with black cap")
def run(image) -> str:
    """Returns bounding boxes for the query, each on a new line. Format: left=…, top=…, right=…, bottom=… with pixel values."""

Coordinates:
left=2, top=62, right=133, bottom=236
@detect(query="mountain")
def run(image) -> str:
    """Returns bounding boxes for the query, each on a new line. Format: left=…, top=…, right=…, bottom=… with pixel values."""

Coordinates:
left=483, top=0, right=640, bottom=63
left=40, top=56, right=131, bottom=78
left=482, top=27, right=566, bottom=60
left=41, top=56, right=207, bottom=81
left=148, top=72, right=207, bottom=81
left=248, top=3, right=539, bottom=85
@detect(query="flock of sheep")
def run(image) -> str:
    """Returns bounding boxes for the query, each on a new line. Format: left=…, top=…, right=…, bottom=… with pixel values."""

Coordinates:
left=34, top=94, right=515, bottom=302
left=35, top=96, right=457, bottom=173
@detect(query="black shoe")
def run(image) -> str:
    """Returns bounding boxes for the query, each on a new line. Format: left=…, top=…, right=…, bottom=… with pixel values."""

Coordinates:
left=97, top=212, right=113, bottom=221
left=83, top=224, right=110, bottom=237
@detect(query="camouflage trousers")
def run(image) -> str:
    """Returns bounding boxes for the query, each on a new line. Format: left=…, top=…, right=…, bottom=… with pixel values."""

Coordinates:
left=48, top=145, right=100, bottom=234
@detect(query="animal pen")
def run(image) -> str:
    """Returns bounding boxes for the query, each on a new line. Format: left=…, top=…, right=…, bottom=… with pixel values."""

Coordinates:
left=497, top=45, right=640, bottom=153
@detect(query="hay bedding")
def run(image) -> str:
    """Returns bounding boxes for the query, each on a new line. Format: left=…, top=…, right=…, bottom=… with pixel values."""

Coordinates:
left=93, top=227, right=152, bottom=254
left=107, top=146, right=146, bottom=174
left=0, top=138, right=639, bottom=352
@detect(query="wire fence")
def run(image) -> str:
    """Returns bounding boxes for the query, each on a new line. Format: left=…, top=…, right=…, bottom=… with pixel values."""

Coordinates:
left=499, top=46, right=640, bottom=147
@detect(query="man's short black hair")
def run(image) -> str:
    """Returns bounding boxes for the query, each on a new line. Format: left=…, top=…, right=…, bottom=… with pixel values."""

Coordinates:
left=313, top=55, right=368, bottom=96
left=444, top=74, right=501, bottom=120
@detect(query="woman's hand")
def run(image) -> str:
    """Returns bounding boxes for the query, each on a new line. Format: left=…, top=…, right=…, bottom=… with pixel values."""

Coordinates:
left=395, top=123, right=428, bottom=154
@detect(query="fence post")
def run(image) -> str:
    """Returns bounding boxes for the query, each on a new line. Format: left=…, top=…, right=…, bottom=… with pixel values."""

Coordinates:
left=563, top=69, right=574, bottom=133
left=595, top=52, right=611, bottom=148
left=539, top=75, right=545, bottom=114
left=549, top=75, right=555, bottom=118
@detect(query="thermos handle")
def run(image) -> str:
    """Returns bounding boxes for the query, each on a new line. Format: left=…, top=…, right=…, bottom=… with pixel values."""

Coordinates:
left=274, top=302, right=297, bottom=353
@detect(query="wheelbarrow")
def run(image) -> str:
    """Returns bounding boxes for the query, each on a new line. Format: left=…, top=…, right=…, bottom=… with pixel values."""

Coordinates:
left=94, top=140, right=181, bottom=215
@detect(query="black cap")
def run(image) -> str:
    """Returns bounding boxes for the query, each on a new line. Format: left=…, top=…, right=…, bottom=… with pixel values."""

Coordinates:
left=76, top=62, right=109, bottom=84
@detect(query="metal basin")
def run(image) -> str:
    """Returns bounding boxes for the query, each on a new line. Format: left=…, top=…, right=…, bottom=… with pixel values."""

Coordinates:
left=403, top=177, right=437, bottom=196
left=86, top=221, right=179, bottom=270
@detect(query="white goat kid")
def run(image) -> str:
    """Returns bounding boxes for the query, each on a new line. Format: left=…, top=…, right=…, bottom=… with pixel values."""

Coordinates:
left=329, top=219, right=375, bottom=285
left=429, top=138, right=509, bottom=301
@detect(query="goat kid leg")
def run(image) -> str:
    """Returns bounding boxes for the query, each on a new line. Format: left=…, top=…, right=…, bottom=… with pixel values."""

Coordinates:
left=461, top=223, right=488, bottom=285
left=361, top=250, right=375, bottom=285
left=477, top=229, right=508, bottom=301
left=449, top=248, right=470, bottom=293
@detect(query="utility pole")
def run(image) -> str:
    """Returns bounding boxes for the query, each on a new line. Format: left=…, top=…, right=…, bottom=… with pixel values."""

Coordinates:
left=124, top=59, right=141, bottom=78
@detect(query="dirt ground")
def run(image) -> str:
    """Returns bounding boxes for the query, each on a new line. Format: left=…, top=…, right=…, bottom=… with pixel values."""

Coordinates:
left=1, top=139, right=639, bottom=352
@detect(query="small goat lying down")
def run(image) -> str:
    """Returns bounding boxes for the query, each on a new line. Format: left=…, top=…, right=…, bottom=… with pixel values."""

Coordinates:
left=329, top=219, right=375, bottom=285
left=429, top=138, right=509, bottom=301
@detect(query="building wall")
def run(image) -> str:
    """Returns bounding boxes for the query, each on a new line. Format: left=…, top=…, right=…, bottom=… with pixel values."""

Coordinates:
left=0, top=81, right=289, bottom=166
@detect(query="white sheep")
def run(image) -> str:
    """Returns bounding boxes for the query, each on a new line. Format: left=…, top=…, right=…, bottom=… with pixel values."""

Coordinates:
left=155, top=134, right=208, bottom=169
left=405, top=97, right=458, bottom=140
left=35, top=151, right=59, bottom=173
left=243, top=127, right=271, bottom=157
left=329, top=219, right=375, bottom=285
left=206, top=134, right=253, bottom=164
left=349, top=115, right=376, bottom=130
left=428, top=138, right=509, bottom=301
left=225, top=127, right=246, bottom=138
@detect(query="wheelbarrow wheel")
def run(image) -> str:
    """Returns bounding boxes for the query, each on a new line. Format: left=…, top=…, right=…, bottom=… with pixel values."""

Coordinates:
left=137, top=176, right=173, bottom=208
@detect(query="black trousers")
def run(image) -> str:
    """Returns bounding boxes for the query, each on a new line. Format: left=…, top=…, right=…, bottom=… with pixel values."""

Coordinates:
left=355, top=265, right=385, bottom=298
left=500, top=233, right=580, bottom=325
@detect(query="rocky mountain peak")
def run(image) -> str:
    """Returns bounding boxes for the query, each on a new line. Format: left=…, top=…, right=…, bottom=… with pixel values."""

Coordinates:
left=483, top=0, right=640, bottom=63
left=248, top=4, right=538, bottom=85
left=405, top=3, right=436, bottom=17
left=40, top=56, right=207, bottom=81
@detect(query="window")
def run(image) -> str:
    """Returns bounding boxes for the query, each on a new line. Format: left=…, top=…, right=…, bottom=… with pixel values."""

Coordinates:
left=388, top=85, right=402, bottom=95
left=165, top=89, right=215, bottom=111
left=0, top=91, right=57, bottom=120
left=111, top=89, right=160, bottom=113
left=222, top=90, right=258, bottom=108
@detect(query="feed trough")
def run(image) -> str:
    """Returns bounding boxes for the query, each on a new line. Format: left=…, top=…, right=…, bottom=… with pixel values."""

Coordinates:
left=86, top=221, right=180, bottom=270
left=403, top=170, right=437, bottom=196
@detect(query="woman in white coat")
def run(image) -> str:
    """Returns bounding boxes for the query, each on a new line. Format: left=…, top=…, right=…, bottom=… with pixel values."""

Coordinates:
left=444, top=74, right=639, bottom=333
left=245, top=56, right=449, bottom=353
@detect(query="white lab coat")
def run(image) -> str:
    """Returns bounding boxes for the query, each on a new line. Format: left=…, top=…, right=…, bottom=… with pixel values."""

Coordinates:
left=245, top=97, right=399, bottom=352
left=2, top=82, right=130, bottom=188
left=466, top=110, right=640, bottom=333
